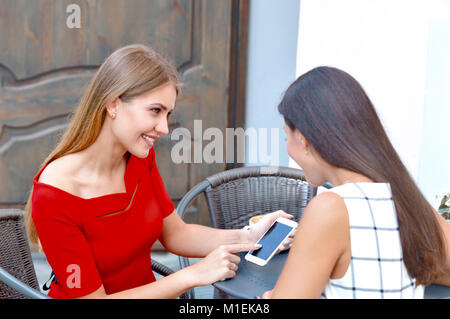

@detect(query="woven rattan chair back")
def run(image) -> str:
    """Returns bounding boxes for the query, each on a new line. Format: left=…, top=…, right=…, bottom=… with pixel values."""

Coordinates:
left=204, top=166, right=316, bottom=229
left=0, top=209, right=40, bottom=299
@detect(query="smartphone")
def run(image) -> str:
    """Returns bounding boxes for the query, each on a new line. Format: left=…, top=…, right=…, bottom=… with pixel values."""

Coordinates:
left=245, top=217, right=298, bottom=266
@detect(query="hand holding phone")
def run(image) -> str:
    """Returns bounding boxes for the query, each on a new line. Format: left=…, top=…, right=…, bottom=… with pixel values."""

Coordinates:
left=245, top=217, right=298, bottom=266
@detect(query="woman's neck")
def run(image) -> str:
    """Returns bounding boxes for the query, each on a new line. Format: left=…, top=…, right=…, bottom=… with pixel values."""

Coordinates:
left=327, top=167, right=374, bottom=187
left=76, top=124, right=128, bottom=179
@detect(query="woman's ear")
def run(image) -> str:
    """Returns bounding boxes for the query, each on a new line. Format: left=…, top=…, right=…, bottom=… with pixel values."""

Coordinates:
left=302, top=137, right=310, bottom=155
left=105, top=98, right=120, bottom=119
left=294, top=130, right=310, bottom=155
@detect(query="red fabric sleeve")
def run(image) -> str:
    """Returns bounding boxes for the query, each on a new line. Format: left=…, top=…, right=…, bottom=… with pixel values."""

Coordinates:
left=147, top=148, right=175, bottom=218
left=32, top=187, right=103, bottom=298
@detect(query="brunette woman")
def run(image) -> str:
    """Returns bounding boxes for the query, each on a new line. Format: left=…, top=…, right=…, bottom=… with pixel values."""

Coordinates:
left=263, top=66, right=450, bottom=298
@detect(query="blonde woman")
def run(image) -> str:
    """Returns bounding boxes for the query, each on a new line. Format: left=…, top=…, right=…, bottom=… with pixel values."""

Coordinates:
left=25, top=44, right=292, bottom=299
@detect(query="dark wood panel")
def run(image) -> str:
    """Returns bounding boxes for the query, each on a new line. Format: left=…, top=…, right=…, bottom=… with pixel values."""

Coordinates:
left=0, top=0, right=193, bottom=79
left=0, top=0, right=249, bottom=230
left=0, top=70, right=94, bottom=126
left=227, top=0, right=249, bottom=170
left=0, top=114, right=69, bottom=204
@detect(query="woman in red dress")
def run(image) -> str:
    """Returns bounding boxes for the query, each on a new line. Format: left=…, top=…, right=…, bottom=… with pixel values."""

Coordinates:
left=24, top=44, right=292, bottom=299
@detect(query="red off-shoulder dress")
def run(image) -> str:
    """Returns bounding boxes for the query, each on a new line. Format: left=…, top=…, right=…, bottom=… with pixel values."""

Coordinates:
left=31, top=148, right=174, bottom=298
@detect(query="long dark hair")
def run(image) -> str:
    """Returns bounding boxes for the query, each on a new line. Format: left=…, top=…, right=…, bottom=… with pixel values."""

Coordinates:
left=279, top=66, right=448, bottom=286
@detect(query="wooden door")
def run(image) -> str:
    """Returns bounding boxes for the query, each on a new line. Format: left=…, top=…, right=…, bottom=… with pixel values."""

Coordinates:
left=0, top=0, right=248, bottom=226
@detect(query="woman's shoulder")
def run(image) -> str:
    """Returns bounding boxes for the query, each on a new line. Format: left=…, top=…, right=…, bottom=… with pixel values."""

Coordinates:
left=293, top=191, right=350, bottom=268
left=33, top=154, right=87, bottom=210
left=33, top=155, right=86, bottom=222
left=37, top=154, right=80, bottom=194
left=308, top=191, right=347, bottom=213
left=301, top=191, right=349, bottom=231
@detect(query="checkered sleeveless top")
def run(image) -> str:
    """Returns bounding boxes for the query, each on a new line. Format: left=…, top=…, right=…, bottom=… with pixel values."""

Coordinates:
left=322, top=182, right=424, bottom=298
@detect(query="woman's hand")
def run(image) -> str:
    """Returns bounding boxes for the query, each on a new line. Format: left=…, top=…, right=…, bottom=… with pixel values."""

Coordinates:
left=262, top=289, right=273, bottom=299
left=245, top=210, right=296, bottom=252
left=186, top=243, right=261, bottom=287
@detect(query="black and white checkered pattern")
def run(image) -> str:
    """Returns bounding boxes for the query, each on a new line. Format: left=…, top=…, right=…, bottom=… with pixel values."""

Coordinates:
left=322, top=183, right=424, bottom=299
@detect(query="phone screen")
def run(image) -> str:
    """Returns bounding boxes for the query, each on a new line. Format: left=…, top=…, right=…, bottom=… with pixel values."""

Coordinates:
left=248, top=221, right=294, bottom=260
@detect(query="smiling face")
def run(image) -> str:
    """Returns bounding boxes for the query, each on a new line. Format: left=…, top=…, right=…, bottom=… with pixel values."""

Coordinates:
left=107, top=82, right=177, bottom=158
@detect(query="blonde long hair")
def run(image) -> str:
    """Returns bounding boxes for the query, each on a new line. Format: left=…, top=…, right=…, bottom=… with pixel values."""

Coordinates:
left=25, top=44, right=181, bottom=244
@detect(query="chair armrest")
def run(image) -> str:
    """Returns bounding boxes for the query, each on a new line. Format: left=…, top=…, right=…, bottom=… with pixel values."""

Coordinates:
left=0, top=266, right=50, bottom=299
left=151, top=259, right=175, bottom=277
left=150, top=259, right=192, bottom=299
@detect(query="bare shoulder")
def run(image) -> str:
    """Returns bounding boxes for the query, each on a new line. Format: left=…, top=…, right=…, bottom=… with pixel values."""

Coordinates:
left=294, top=190, right=350, bottom=260
left=301, top=191, right=348, bottom=226
left=38, top=155, right=79, bottom=192
left=306, top=192, right=347, bottom=218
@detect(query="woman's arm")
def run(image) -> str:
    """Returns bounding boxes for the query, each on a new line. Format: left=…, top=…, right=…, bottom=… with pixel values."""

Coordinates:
left=158, top=211, right=243, bottom=257
left=79, top=267, right=195, bottom=299
left=158, top=210, right=294, bottom=258
left=79, top=242, right=257, bottom=299
left=266, top=192, right=350, bottom=298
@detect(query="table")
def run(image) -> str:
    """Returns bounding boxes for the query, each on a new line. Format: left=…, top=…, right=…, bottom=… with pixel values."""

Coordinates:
left=213, top=251, right=450, bottom=299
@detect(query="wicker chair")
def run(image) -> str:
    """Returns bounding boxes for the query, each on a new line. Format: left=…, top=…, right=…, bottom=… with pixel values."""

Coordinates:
left=0, top=209, right=46, bottom=299
left=176, top=165, right=332, bottom=298
left=0, top=209, right=190, bottom=299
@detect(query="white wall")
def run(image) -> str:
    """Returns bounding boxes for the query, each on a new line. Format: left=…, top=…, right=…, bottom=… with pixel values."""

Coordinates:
left=245, top=0, right=300, bottom=167
left=418, top=1, right=450, bottom=204
left=291, top=0, right=450, bottom=203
